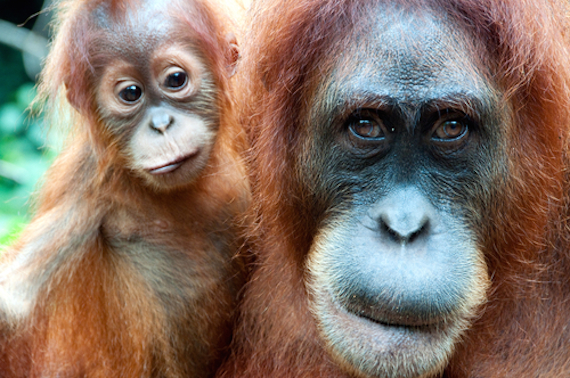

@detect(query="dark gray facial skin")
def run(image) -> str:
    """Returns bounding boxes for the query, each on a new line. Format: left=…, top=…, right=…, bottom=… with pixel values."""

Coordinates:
left=303, top=5, right=508, bottom=378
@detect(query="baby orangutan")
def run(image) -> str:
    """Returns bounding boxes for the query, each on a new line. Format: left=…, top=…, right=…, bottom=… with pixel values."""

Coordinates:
left=0, top=0, right=249, bottom=377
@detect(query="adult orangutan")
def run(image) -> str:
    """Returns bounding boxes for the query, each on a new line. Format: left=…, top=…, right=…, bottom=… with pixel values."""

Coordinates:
left=0, top=0, right=249, bottom=376
left=219, top=0, right=570, bottom=377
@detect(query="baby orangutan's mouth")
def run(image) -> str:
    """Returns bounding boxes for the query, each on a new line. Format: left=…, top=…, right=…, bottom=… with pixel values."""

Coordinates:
left=147, top=153, right=197, bottom=175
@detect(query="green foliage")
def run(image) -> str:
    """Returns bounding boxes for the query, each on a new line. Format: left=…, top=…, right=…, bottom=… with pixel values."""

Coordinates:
left=0, top=82, right=59, bottom=246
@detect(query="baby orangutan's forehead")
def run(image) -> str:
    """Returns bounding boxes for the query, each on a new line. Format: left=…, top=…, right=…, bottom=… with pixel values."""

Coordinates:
left=91, top=0, right=174, bottom=38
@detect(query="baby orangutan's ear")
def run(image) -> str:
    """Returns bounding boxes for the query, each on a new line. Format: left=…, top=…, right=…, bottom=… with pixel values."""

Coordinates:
left=64, top=79, right=80, bottom=111
left=226, top=32, right=239, bottom=77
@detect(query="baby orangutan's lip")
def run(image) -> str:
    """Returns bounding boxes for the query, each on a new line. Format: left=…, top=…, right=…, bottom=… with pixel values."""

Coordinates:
left=147, top=153, right=197, bottom=175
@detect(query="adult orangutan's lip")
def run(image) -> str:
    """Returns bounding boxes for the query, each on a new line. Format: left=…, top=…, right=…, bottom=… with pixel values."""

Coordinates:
left=147, top=153, right=196, bottom=175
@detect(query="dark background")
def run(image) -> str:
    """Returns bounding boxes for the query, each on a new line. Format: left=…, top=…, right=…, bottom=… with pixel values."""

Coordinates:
left=1, top=0, right=45, bottom=102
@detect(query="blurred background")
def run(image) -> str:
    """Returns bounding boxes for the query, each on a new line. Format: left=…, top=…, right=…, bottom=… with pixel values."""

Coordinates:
left=0, top=0, right=61, bottom=246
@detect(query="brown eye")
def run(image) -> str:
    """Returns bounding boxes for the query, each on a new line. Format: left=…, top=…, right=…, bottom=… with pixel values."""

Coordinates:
left=433, top=120, right=468, bottom=140
left=118, top=85, right=142, bottom=103
left=164, top=71, right=187, bottom=89
left=349, top=119, right=385, bottom=139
